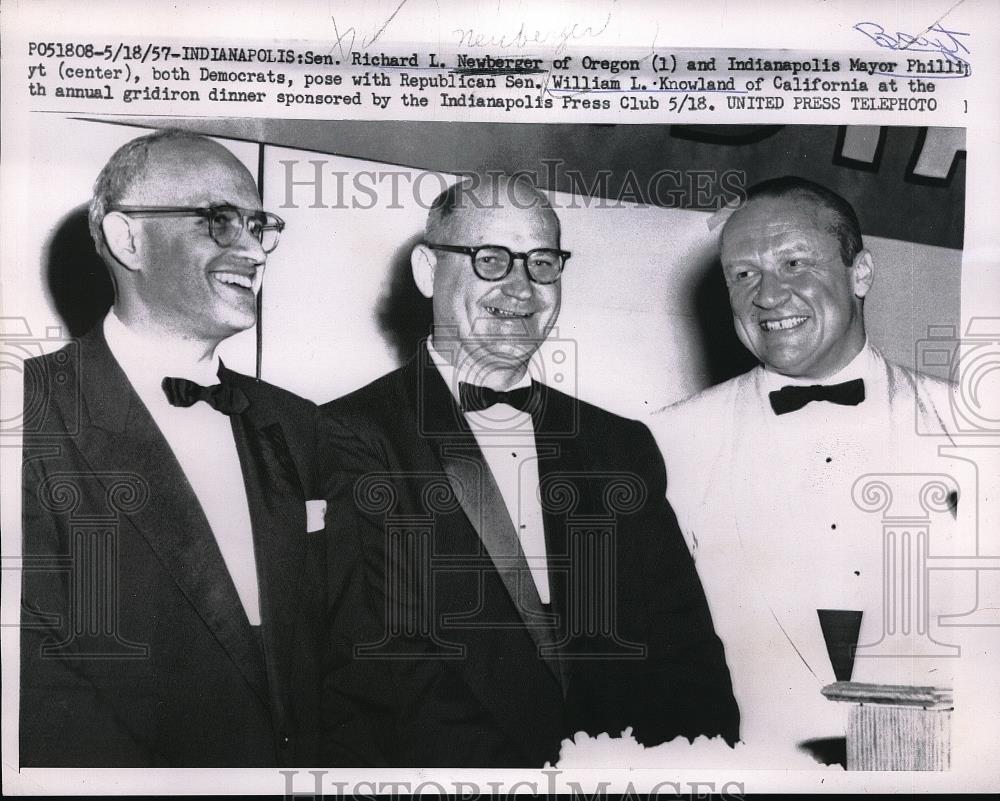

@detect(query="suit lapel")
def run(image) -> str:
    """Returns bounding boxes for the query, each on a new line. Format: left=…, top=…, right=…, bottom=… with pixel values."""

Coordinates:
left=407, top=353, right=564, bottom=688
left=726, top=372, right=828, bottom=681
left=222, top=367, right=309, bottom=725
left=74, top=331, right=269, bottom=704
left=532, top=385, right=584, bottom=690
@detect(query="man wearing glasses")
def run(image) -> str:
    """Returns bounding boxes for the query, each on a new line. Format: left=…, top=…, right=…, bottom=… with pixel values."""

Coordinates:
left=319, top=176, right=738, bottom=766
left=20, top=129, right=330, bottom=766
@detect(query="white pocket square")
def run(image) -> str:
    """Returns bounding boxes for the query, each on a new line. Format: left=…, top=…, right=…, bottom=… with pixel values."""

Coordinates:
left=306, top=500, right=327, bottom=533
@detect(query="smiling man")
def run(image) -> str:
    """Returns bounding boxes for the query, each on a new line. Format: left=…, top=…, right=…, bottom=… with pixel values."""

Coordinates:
left=722, top=184, right=872, bottom=381
left=20, top=129, right=330, bottom=766
left=651, top=176, right=962, bottom=762
left=318, top=175, right=738, bottom=766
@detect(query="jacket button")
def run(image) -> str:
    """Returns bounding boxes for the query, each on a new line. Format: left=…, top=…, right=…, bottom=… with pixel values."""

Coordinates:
left=280, top=734, right=291, bottom=748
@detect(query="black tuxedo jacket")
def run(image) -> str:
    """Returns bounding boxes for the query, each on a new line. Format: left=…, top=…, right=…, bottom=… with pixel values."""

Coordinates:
left=20, top=326, right=328, bottom=767
left=319, top=348, right=738, bottom=767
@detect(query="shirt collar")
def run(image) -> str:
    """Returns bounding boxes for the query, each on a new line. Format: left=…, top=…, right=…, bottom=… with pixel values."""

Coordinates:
left=425, top=338, right=532, bottom=406
left=103, top=310, right=221, bottom=397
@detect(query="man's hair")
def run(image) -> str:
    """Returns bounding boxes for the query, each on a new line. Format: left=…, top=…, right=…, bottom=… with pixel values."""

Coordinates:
left=88, top=128, right=211, bottom=263
left=738, top=176, right=864, bottom=266
left=425, top=175, right=559, bottom=242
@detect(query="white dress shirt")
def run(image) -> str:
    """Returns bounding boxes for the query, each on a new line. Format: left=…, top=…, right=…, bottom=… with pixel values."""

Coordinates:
left=650, top=342, right=971, bottom=755
left=427, top=340, right=550, bottom=604
left=103, top=312, right=261, bottom=624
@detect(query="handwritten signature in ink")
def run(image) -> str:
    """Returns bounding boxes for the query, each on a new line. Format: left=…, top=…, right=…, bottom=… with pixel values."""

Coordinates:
left=853, top=21, right=971, bottom=66
left=453, top=1, right=616, bottom=54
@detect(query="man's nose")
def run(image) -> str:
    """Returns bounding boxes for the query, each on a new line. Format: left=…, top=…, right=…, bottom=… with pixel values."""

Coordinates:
left=753, top=270, right=789, bottom=309
left=500, top=257, right=533, bottom=299
left=231, top=224, right=267, bottom=263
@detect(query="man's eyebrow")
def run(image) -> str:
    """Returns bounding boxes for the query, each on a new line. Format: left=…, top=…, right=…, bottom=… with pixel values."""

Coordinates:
left=721, top=238, right=821, bottom=265
left=770, top=239, right=820, bottom=255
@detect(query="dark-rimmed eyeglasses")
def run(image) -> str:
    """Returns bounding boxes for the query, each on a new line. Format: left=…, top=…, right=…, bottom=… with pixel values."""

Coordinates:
left=109, top=205, right=286, bottom=253
left=424, top=242, right=570, bottom=285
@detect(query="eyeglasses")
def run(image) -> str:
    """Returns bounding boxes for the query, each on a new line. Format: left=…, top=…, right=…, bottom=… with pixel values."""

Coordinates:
left=424, top=243, right=570, bottom=285
left=109, top=205, right=286, bottom=253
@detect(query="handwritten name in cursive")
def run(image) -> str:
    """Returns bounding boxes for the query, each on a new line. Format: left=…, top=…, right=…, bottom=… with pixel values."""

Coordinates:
left=454, top=6, right=615, bottom=55
left=853, top=21, right=971, bottom=66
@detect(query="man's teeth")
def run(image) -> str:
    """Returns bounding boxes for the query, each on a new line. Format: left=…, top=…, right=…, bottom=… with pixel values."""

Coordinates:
left=214, top=272, right=253, bottom=289
left=760, top=316, right=808, bottom=332
left=486, top=306, right=530, bottom=318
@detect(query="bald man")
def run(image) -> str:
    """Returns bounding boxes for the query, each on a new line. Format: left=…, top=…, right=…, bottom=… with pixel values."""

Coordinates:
left=319, top=176, right=738, bottom=766
left=20, top=130, right=331, bottom=766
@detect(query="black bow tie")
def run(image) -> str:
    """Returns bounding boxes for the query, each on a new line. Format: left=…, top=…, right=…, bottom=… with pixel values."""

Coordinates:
left=458, top=381, right=539, bottom=414
left=161, top=376, right=249, bottom=416
left=769, top=378, right=865, bottom=416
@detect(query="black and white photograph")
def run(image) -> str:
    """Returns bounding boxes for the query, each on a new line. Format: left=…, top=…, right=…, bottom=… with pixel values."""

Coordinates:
left=2, top=0, right=999, bottom=796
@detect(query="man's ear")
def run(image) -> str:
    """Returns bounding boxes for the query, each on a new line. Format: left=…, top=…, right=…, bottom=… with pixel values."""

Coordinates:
left=101, top=212, right=142, bottom=272
left=851, top=249, right=874, bottom=299
left=411, top=243, right=437, bottom=299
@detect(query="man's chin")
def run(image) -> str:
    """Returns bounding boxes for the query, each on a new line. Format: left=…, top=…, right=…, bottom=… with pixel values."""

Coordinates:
left=462, top=342, right=538, bottom=376
left=206, top=311, right=257, bottom=342
left=758, top=346, right=813, bottom=377
left=749, top=332, right=818, bottom=373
